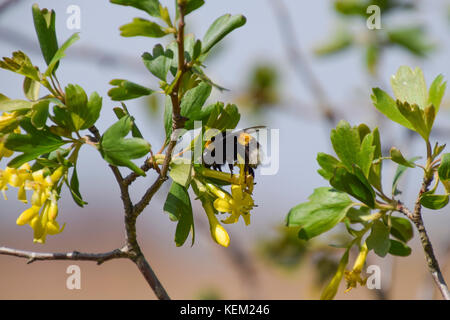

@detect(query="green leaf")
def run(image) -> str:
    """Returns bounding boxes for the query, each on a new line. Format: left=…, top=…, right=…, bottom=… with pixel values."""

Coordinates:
left=31, top=99, right=50, bottom=129
left=164, top=96, right=173, bottom=144
left=428, top=74, right=446, bottom=112
left=192, top=66, right=228, bottom=91
left=201, top=14, right=247, bottom=55
left=57, top=85, right=102, bottom=131
left=23, top=77, right=40, bottom=101
left=0, top=51, right=41, bottom=82
left=396, top=101, right=430, bottom=140
left=112, top=106, right=143, bottom=138
left=180, top=82, right=212, bottom=119
left=317, top=153, right=340, bottom=181
left=286, top=187, right=353, bottom=240
left=314, top=25, right=352, bottom=56
left=366, top=220, right=391, bottom=257
left=420, top=194, right=449, bottom=210
left=5, top=118, right=65, bottom=168
left=390, top=147, right=415, bottom=168
left=438, top=153, right=450, bottom=193
left=368, top=128, right=383, bottom=192
left=120, top=18, right=167, bottom=38
left=32, top=4, right=59, bottom=66
left=330, top=120, right=360, bottom=172
left=65, top=84, right=87, bottom=131
left=0, top=98, right=33, bottom=112
left=100, top=116, right=151, bottom=176
left=390, top=216, right=413, bottom=243
left=45, top=33, right=80, bottom=76
left=392, top=156, right=421, bottom=196
left=170, top=159, right=192, bottom=188
left=320, top=248, right=350, bottom=300
left=185, top=0, right=205, bottom=16
left=358, top=132, right=375, bottom=178
left=330, top=166, right=375, bottom=208
left=184, top=34, right=199, bottom=62
left=142, top=44, right=174, bottom=81
left=387, top=27, right=434, bottom=57
left=388, top=239, right=411, bottom=257
left=163, top=182, right=194, bottom=247
left=108, top=79, right=154, bottom=101
left=371, top=88, right=415, bottom=131
left=110, top=0, right=161, bottom=18
left=83, top=92, right=102, bottom=129
left=346, top=206, right=372, bottom=223
left=208, top=103, right=240, bottom=131
left=69, top=167, right=87, bottom=207
left=391, top=66, right=428, bottom=109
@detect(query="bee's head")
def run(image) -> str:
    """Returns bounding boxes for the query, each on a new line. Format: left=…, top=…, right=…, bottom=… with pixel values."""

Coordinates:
left=238, top=132, right=253, bottom=146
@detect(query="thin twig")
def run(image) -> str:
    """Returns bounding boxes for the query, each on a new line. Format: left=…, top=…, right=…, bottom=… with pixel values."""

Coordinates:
left=89, top=125, right=170, bottom=300
left=397, top=176, right=450, bottom=300
left=0, top=246, right=129, bottom=265
left=133, top=3, right=187, bottom=217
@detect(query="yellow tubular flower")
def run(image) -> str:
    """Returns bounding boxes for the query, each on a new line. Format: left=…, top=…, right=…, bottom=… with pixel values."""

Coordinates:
left=17, top=185, right=27, bottom=203
left=202, top=199, right=230, bottom=247
left=48, top=199, right=58, bottom=220
left=1, top=163, right=66, bottom=243
left=321, top=249, right=350, bottom=300
left=0, top=168, right=9, bottom=198
left=344, top=242, right=369, bottom=293
left=50, top=166, right=65, bottom=184
left=212, top=184, right=254, bottom=226
left=16, top=205, right=41, bottom=225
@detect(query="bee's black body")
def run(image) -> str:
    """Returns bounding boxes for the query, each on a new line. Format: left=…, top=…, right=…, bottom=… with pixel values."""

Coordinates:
left=202, top=127, right=264, bottom=176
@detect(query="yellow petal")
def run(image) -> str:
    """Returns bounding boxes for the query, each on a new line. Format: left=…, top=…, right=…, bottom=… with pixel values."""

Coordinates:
left=17, top=185, right=27, bottom=203
left=46, top=220, right=63, bottom=235
left=48, top=201, right=58, bottom=220
left=222, top=213, right=239, bottom=224
left=231, top=185, right=243, bottom=200
left=31, top=215, right=46, bottom=242
left=50, top=166, right=64, bottom=184
left=31, top=190, right=42, bottom=206
left=32, top=170, right=45, bottom=184
left=16, top=206, right=40, bottom=225
left=203, top=199, right=231, bottom=247
left=211, top=223, right=230, bottom=247
left=213, top=198, right=232, bottom=213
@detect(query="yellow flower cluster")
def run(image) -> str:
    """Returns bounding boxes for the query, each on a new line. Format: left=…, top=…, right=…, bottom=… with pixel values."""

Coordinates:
left=0, top=164, right=66, bottom=243
left=200, top=165, right=256, bottom=247
left=0, top=112, right=20, bottom=161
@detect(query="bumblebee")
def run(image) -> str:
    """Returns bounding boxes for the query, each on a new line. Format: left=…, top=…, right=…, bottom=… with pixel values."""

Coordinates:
left=203, top=126, right=265, bottom=177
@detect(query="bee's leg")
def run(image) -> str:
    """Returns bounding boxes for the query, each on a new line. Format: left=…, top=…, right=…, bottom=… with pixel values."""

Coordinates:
left=228, top=164, right=234, bottom=175
left=248, top=166, right=255, bottom=178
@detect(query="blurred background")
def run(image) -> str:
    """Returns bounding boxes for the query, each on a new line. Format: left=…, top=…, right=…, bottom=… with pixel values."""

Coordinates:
left=0, top=0, right=449, bottom=299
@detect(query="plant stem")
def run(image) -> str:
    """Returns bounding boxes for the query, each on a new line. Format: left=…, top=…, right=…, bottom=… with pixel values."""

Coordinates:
left=89, top=125, right=171, bottom=300
left=398, top=175, right=450, bottom=300
left=413, top=176, right=450, bottom=300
